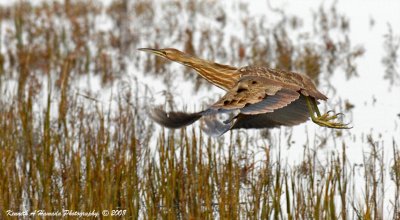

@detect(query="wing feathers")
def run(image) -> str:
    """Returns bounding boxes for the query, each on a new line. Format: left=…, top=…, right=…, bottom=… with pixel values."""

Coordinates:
left=149, top=71, right=319, bottom=132
left=210, top=77, right=283, bottom=111
left=149, top=108, right=202, bottom=129
left=201, top=116, right=232, bottom=137
left=232, top=96, right=310, bottom=129
left=240, top=89, right=300, bottom=115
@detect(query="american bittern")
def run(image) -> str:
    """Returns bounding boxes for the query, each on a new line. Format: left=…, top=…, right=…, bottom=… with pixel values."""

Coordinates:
left=139, top=48, right=350, bottom=136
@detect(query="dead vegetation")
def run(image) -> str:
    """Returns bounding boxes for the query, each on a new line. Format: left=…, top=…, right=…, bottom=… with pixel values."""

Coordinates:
left=0, top=0, right=398, bottom=219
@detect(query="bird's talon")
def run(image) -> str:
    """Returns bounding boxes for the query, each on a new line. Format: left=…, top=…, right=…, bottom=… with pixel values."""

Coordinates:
left=319, top=112, right=335, bottom=120
left=312, top=111, right=351, bottom=129
left=319, top=114, right=329, bottom=120
left=335, top=112, right=345, bottom=117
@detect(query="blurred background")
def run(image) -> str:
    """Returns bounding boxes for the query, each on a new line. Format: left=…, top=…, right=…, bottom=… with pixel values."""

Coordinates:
left=0, top=0, right=399, bottom=219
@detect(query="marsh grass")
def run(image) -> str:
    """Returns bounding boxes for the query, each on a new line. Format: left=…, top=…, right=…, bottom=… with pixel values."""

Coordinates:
left=0, top=0, right=399, bottom=219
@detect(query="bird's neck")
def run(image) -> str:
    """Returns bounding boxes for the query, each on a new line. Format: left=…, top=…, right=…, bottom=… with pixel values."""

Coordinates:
left=179, top=56, right=240, bottom=91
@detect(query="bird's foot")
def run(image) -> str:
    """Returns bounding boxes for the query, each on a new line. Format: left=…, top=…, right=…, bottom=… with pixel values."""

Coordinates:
left=312, top=110, right=352, bottom=129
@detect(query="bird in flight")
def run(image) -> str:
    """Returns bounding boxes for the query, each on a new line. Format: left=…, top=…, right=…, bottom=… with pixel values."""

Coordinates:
left=139, top=48, right=351, bottom=136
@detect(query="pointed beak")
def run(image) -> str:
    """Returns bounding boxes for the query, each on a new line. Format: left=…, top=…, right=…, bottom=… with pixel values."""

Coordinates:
left=137, top=48, right=166, bottom=57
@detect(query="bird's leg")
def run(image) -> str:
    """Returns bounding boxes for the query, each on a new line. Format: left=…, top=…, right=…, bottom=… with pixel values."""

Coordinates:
left=305, top=96, right=351, bottom=129
left=311, top=97, right=321, bottom=117
left=311, top=98, right=347, bottom=121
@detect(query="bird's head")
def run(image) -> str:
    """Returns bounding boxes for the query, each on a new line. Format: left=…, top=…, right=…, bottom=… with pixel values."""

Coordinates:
left=138, top=48, right=193, bottom=65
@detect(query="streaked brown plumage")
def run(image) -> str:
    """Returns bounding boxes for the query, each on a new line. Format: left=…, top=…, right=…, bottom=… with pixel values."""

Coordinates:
left=139, top=48, right=350, bottom=135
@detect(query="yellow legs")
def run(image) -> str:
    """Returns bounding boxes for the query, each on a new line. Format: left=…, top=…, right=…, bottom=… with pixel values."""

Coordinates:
left=305, top=96, right=351, bottom=129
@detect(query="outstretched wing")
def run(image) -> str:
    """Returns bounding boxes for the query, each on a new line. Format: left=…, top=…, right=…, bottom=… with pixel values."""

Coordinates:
left=208, top=76, right=300, bottom=115
left=149, top=76, right=302, bottom=130
left=149, top=107, right=202, bottom=128
left=232, top=95, right=310, bottom=129
left=202, top=96, right=310, bottom=136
